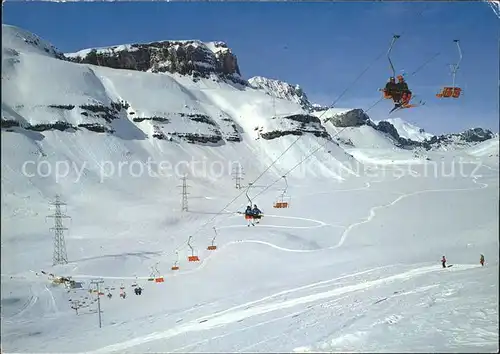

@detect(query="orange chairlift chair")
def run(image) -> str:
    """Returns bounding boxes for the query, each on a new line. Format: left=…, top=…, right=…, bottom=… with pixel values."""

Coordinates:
left=207, top=227, right=217, bottom=250
left=273, top=176, right=291, bottom=209
left=171, top=250, right=180, bottom=270
left=187, top=236, right=200, bottom=262
left=148, top=262, right=164, bottom=282
left=436, top=40, right=462, bottom=99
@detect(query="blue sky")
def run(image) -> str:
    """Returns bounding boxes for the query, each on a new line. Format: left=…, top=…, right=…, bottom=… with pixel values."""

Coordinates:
left=3, top=1, right=499, bottom=134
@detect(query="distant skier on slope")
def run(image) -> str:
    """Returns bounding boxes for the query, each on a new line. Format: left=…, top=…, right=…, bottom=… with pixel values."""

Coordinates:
left=480, top=254, right=485, bottom=266
left=441, top=255, right=447, bottom=268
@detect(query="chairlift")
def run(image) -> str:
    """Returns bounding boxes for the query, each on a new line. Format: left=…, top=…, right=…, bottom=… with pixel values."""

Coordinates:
left=187, top=236, right=200, bottom=262
left=207, top=227, right=217, bottom=250
left=382, top=34, right=401, bottom=100
left=244, top=182, right=254, bottom=220
left=273, top=176, right=291, bottom=208
left=171, top=250, right=180, bottom=270
left=436, top=40, right=463, bottom=99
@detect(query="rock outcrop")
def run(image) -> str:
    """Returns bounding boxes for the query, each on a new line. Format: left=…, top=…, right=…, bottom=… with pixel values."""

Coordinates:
left=370, top=121, right=495, bottom=151
left=65, top=40, right=244, bottom=84
left=259, top=114, right=330, bottom=141
left=323, top=109, right=370, bottom=127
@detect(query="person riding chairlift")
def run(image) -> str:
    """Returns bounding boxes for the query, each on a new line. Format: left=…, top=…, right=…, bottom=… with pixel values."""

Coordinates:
left=252, top=204, right=262, bottom=223
left=384, top=77, right=397, bottom=99
left=244, top=205, right=253, bottom=219
left=395, top=75, right=412, bottom=107
left=252, top=204, right=262, bottom=216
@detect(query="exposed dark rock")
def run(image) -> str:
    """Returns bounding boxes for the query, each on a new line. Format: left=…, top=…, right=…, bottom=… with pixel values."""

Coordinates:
left=260, top=129, right=330, bottom=140
left=66, top=40, right=244, bottom=84
left=78, top=123, right=113, bottom=133
left=283, top=114, right=322, bottom=125
left=133, top=116, right=170, bottom=123
left=79, top=100, right=129, bottom=123
left=262, top=112, right=330, bottom=141
left=152, top=129, right=169, bottom=140
left=25, top=121, right=75, bottom=132
left=225, top=135, right=242, bottom=142
left=1, top=119, right=20, bottom=129
left=173, top=132, right=223, bottom=144
left=48, top=104, right=75, bottom=110
left=324, top=109, right=370, bottom=127
left=367, top=119, right=495, bottom=151
left=462, top=128, right=494, bottom=143
left=224, top=123, right=242, bottom=142
left=375, top=121, right=400, bottom=141
left=260, top=130, right=302, bottom=140
left=181, top=113, right=216, bottom=126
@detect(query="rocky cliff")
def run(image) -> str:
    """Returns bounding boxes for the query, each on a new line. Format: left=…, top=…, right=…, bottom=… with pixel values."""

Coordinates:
left=65, top=40, right=245, bottom=84
left=322, top=108, right=370, bottom=127
left=317, top=107, right=495, bottom=151
left=373, top=122, right=495, bottom=151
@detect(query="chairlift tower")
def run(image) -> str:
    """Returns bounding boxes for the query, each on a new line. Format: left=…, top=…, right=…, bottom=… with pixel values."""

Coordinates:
left=90, top=278, right=104, bottom=328
left=47, top=194, right=71, bottom=265
left=231, top=163, right=245, bottom=189
left=178, top=176, right=190, bottom=212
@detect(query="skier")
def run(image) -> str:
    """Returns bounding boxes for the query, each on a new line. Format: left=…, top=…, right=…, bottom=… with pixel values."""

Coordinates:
left=480, top=254, right=485, bottom=266
left=441, top=255, right=447, bottom=268
left=134, top=286, right=142, bottom=295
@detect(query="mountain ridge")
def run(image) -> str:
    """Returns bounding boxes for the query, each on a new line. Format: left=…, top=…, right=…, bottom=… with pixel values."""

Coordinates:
left=1, top=24, right=496, bottom=155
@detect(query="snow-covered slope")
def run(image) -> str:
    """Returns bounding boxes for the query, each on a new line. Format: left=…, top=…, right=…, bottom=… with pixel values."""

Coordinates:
left=465, top=136, right=499, bottom=157
left=376, top=117, right=434, bottom=142
left=1, top=24, right=357, bottom=180
left=2, top=24, right=66, bottom=59
left=248, top=76, right=313, bottom=111
left=2, top=24, right=498, bottom=354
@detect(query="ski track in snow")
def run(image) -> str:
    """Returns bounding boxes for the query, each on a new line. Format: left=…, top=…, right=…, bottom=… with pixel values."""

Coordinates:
left=54, top=174, right=492, bottom=352
left=49, top=175, right=490, bottom=281
left=80, top=263, right=482, bottom=354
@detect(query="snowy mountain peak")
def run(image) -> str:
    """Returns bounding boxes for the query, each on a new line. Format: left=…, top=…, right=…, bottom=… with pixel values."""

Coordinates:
left=2, top=24, right=66, bottom=60
left=376, top=117, right=434, bottom=142
left=62, top=37, right=242, bottom=84
left=248, top=76, right=313, bottom=111
left=65, top=39, right=231, bottom=59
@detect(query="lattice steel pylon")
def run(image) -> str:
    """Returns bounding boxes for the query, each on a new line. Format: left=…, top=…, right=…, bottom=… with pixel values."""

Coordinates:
left=178, top=175, right=190, bottom=212
left=231, top=163, right=245, bottom=189
left=46, top=194, right=71, bottom=265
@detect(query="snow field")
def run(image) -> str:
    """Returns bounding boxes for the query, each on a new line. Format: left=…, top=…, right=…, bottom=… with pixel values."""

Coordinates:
left=1, top=23, right=498, bottom=353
